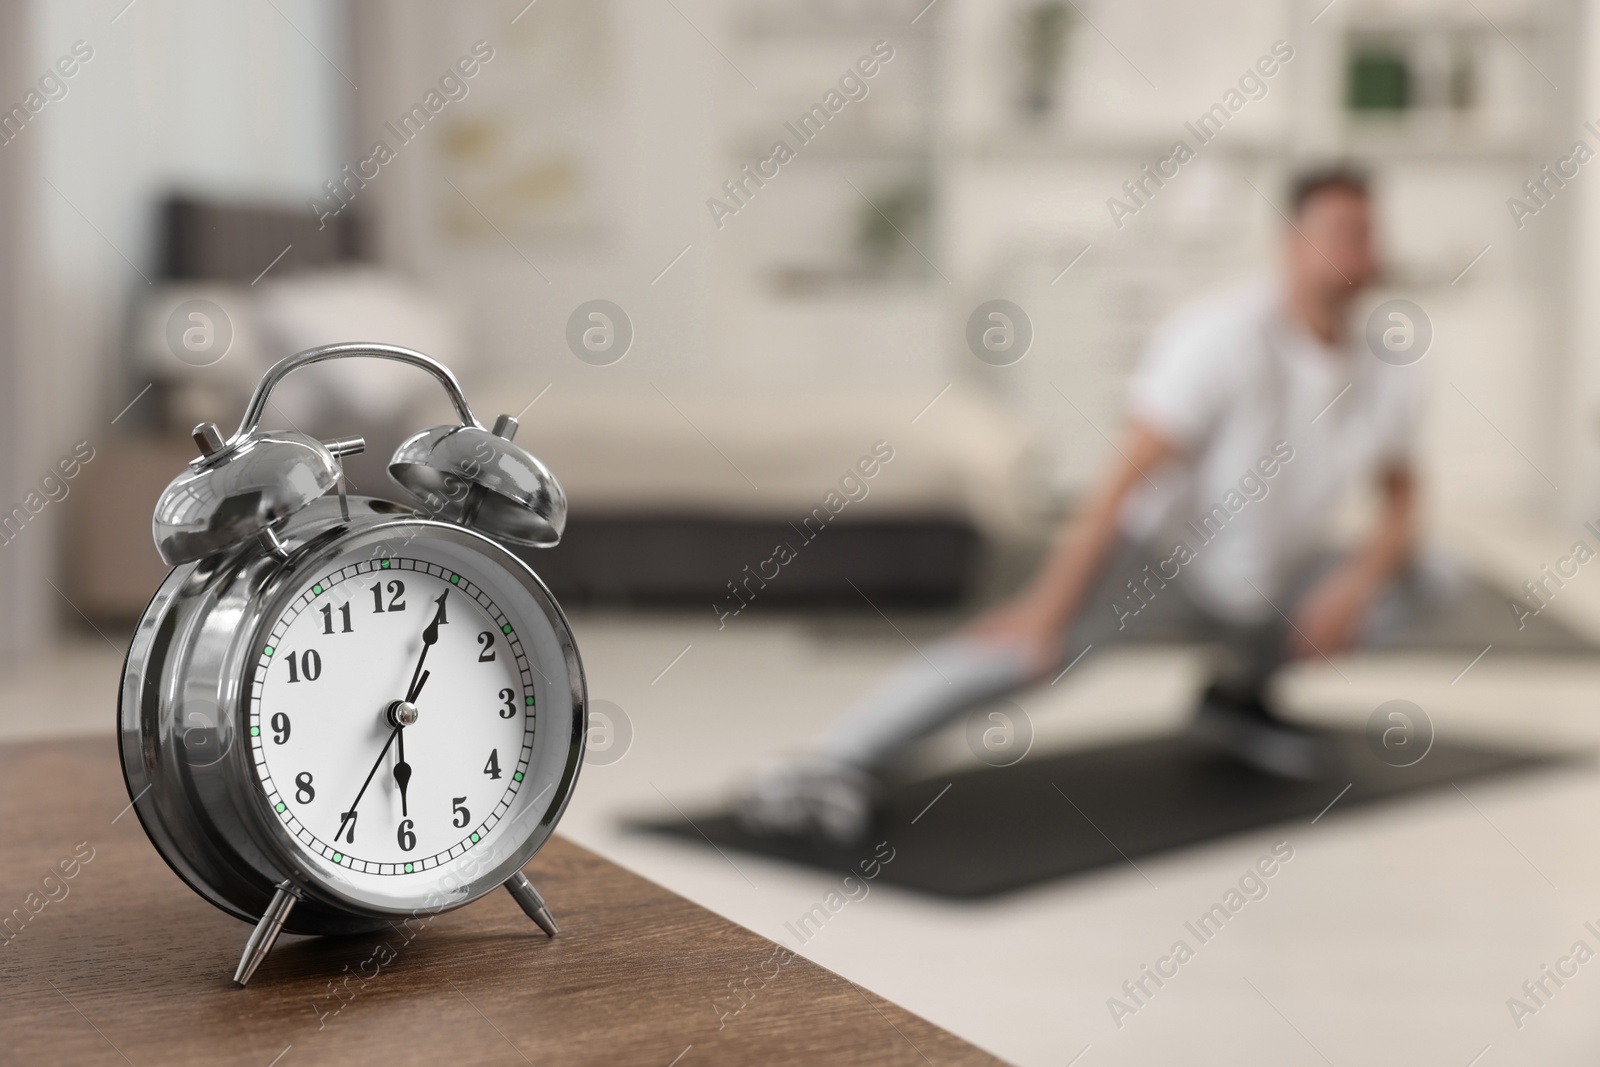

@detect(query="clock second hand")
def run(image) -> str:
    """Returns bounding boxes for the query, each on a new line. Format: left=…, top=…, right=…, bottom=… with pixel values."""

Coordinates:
left=339, top=726, right=401, bottom=842
left=370, top=589, right=444, bottom=831
left=338, top=591, right=445, bottom=842
left=342, top=667, right=427, bottom=839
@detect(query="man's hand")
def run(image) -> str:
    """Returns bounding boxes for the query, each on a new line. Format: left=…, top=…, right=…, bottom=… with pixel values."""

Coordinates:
left=1288, top=565, right=1375, bottom=659
left=960, top=419, right=1180, bottom=674
left=1290, top=463, right=1416, bottom=660
left=962, top=593, right=1062, bottom=671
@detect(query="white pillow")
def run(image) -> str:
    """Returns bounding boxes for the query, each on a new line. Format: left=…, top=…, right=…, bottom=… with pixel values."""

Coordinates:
left=253, top=267, right=464, bottom=426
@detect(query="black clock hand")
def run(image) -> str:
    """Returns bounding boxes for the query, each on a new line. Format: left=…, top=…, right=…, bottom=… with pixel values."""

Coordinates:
left=352, top=592, right=443, bottom=834
left=404, top=590, right=449, bottom=703
left=392, top=670, right=426, bottom=817
left=341, top=725, right=401, bottom=830
left=394, top=725, right=410, bottom=817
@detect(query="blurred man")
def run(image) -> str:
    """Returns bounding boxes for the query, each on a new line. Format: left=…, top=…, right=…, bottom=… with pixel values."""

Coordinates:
left=742, top=166, right=1429, bottom=846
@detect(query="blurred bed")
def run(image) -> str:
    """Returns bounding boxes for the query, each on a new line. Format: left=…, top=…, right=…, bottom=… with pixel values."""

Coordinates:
left=475, top=385, right=1036, bottom=608
left=69, top=196, right=1040, bottom=619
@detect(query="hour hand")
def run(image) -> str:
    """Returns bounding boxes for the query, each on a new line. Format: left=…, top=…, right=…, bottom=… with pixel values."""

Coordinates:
left=394, top=723, right=412, bottom=817
left=393, top=762, right=412, bottom=817
left=389, top=677, right=423, bottom=816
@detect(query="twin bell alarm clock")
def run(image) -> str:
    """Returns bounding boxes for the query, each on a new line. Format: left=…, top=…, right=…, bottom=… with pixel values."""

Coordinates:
left=118, top=343, right=587, bottom=986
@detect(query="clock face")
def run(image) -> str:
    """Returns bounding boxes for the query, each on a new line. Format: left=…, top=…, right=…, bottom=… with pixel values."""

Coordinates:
left=248, top=539, right=559, bottom=898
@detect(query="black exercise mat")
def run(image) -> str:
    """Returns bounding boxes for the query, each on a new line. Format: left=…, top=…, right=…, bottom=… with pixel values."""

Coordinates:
left=634, top=730, right=1581, bottom=899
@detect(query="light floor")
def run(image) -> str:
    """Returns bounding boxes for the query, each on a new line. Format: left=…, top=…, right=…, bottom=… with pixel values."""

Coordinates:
left=10, top=511, right=1600, bottom=1066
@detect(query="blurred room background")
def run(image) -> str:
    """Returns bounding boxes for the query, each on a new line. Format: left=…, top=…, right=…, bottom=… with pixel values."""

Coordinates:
left=4, top=0, right=1600, bottom=1063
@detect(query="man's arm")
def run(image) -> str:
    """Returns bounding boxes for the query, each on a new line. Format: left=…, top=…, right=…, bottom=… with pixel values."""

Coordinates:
left=1288, top=462, right=1418, bottom=657
left=966, top=420, right=1178, bottom=666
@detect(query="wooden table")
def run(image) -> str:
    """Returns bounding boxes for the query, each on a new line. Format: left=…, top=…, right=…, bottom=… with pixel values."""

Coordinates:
left=0, top=739, right=1002, bottom=1066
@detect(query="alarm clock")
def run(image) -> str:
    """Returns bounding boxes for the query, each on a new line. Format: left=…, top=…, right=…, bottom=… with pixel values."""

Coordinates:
left=118, top=343, right=587, bottom=986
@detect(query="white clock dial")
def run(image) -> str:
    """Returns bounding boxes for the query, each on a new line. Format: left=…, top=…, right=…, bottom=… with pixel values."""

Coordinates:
left=249, top=552, right=540, bottom=878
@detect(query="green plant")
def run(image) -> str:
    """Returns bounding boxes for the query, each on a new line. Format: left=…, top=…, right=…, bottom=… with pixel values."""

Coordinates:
left=855, top=180, right=931, bottom=268
left=1020, top=1, right=1073, bottom=118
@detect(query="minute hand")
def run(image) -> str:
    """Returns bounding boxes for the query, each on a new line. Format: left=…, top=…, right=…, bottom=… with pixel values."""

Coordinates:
left=404, top=590, right=448, bottom=703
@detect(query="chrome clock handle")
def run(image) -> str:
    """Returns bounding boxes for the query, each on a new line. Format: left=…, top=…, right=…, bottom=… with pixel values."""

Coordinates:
left=228, top=342, right=482, bottom=451
left=232, top=342, right=569, bottom=548
left=151, top=342, right=568, bottom=565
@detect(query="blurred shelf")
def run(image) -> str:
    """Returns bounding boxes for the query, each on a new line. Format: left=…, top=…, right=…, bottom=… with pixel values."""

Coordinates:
left=760, top=263, right=944, bottom=297
left=1336, top=112, right=1538, bottom=158
left=941, top=115, right=1538, bottom=164
left=950, top=130, right=1287, bottom=163
left=730, top=2, right=936, bottom=41
left=725, top=134, right=934, bottom=161
left=1335, top=3, right=1548, bottom=32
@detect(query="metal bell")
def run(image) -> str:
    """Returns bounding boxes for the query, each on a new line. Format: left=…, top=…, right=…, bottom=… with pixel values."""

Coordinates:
left=151, top=342, right=565, bottom=563
left=151, top=425, right=364, bottom=566
left=389, top=414, right=566, bottom=548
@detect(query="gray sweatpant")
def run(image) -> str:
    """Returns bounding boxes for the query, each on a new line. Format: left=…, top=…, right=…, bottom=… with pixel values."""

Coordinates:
left=814, top=538, right=1444, bottom=771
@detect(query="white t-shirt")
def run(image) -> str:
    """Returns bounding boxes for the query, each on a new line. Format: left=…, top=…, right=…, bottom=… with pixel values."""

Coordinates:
left=1119, top=278, right=1422, bottom=623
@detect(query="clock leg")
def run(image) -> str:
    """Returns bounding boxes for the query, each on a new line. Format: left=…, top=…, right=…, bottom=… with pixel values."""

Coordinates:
left=233, top=883, right=299, bottom=987
left=505, top=871, right=559, bottom=938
